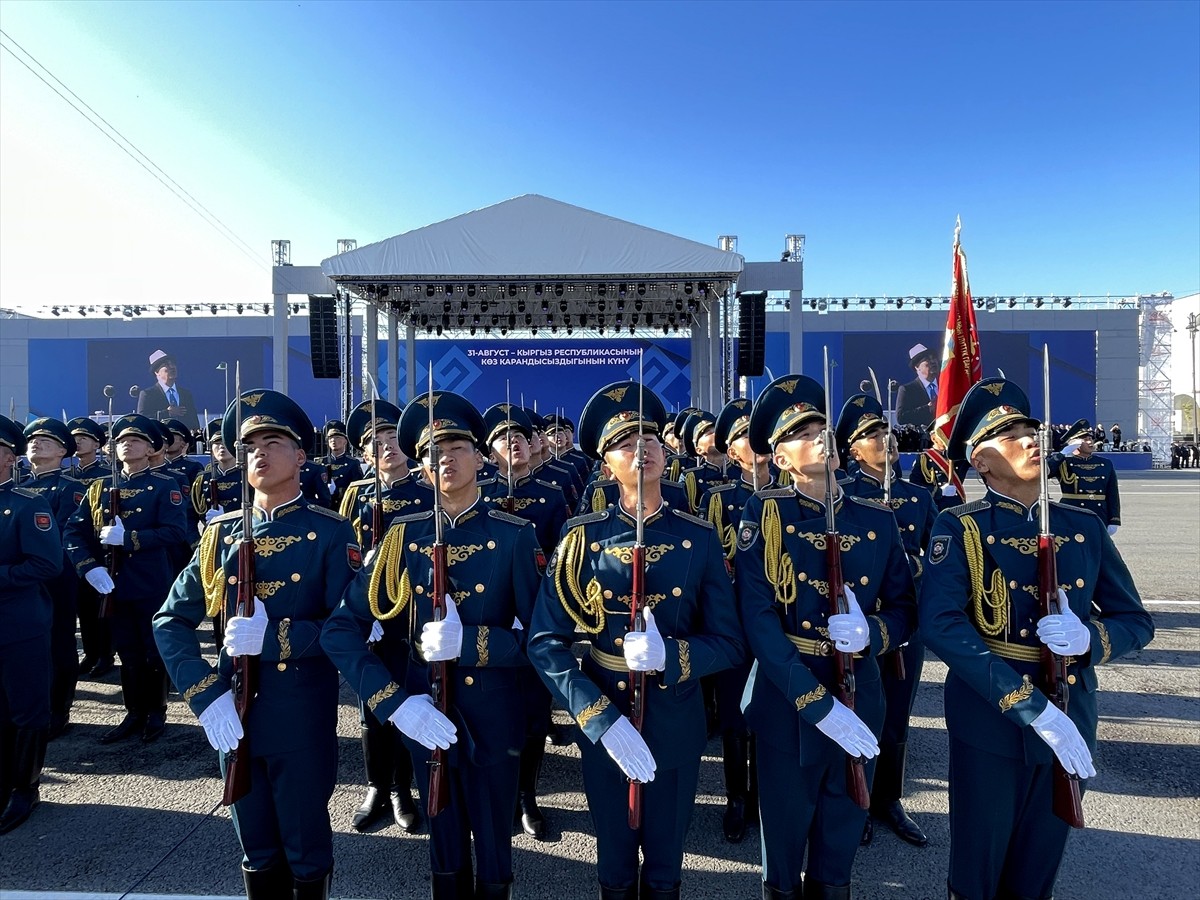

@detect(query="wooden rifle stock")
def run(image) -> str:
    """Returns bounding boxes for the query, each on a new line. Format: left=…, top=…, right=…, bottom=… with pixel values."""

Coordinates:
left=98, top=481, right=121, bottom=619
left=1038, top=535, right=1085, bottom=828
left=628, top=544, right=646, bottom=829
left=427, top=541, right=451, bottom=817
left=827, top=535, right=871, bottom=810
left=222, top=530, right=256, bottom=806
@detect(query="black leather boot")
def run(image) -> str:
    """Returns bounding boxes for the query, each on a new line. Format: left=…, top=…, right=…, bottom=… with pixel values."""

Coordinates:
left=0, top=724, right=16, bottom=811
left=99, top=710, right=146, bottom=744
left=870, top=742, right=926, bottom=846
left=142, top=670, right=170, bottom=743
left=475, top=879, right=513, bottom=899
left=721, top=729, right=749, bottom=843
left=516, top=734, right=547, bottom=838
left=803, top=878, right=851, bottom=900
left=351, top=721, right=391, bottom=831
left=639, top=873, right=681, bottom=900
left=294, top=868, right=332, bottom=900
left=762, top=885, right=799, bottom=900
left=0, top=727, right=48, bottom=834
left=242, top=864, right=291, bottom=900
left=391, top=738, right=421, bottom=832
left=431, top=870, right=474, bottom=900
left=598, top=884, right=637, bottom=900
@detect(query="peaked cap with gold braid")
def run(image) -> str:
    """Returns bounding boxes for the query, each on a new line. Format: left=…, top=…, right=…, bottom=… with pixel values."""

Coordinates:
left=578, top=380, right=668, bottom=460
left=747, top=374, right=826, bottom=455
left=946, top=377, right=1040, bottom=462
left=222, top=390, right=314, bottom=453
left=835, top=392, right=887, bottom=470
left=680, top=411, right=717, bottom=458
left=347, top=399, right=403, bottom=450
left=397, top=390, right=485, bottom=460
left=714, top=398, right=752, bottom=454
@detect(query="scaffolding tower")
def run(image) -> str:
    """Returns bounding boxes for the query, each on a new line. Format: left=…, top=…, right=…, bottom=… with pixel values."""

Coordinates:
left=1137, top=292, right=1175, bottom=462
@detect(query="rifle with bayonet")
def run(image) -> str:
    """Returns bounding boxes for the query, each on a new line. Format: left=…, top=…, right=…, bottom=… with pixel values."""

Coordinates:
left=504, top=383, right=516, bottom=514
left=426, top=366, right=452, bottom=818
left=868, top=368, right=905, bottom=680
left=628, top=353, right=649, bottom=828
left=1037, top=345, right=1085, bottom=829
left=99, top=385, right=120, bottom=619
left=824, top=349, right=871, bottom=810
left=223, top=363, right=256, bottom=806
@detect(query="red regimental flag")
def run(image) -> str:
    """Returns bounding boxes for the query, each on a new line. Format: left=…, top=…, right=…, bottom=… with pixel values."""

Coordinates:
left=932, top=218, right=982, bottom=451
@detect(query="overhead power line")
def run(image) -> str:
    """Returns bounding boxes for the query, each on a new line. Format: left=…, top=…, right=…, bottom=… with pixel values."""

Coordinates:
left=0, top=29, right=268, bottom=271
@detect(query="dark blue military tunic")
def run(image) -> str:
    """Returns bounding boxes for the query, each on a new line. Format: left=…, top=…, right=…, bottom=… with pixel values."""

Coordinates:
left=735, top=487, right=917, bottom=892
left=20, top=469, right=86, bottom=726
left=318, top=452, right=364, bottom=507
left=909, top=450, right=967, bottom=512
left=1052, top=452, right=1121, bottom=526
left=920, top=489, right=1152, bottom=899
left=191, top=463, right=243, bottom=518
left=321, top=496, right=542, bottom=886
left=299, top=460, right=333, bottom=509
left=577, top=477, right=690, bottom=518
left=532, top=458, right=581, bottom=510
left=478, top=473, right=568, bottom=557
left=153, top=496, right=360, bottom=880
left=338, top=474, right=432, bottom=552
left=679, top=460, right=730, bottom=514
left=72, top=457, right=110, bottom=486
left=528, top=503, right=745, bottom=892
left=0, top=479, right=61, bottom=729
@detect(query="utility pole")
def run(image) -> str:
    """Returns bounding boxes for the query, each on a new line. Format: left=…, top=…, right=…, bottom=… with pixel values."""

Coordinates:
left=1188, top=312, right=1199, bottom=443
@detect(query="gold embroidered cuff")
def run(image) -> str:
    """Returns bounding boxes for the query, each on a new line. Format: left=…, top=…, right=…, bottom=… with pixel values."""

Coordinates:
left=367, top=681, right=400, bottom=713
left=677, top=639, right=691, bottom=682
left=476, top=626, right=489, bottom=667
left=794, top=684, right=827, bottom=711
left=576, top=695, right=611, bottom=728
left=872, top=616, right=890, bottom=653
left=998, top=674, right=1035, bottom=712
left=1095, top=621, right=1112, bottom=664
left=277, top=619, right=292, bottom=660
left=184, top=672, right=219, bottom=703
left=131, top=530, right=141, bottom=552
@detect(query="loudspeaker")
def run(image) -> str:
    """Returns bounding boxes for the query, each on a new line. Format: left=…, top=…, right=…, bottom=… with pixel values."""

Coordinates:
left=308, top=295, right=340, bottom=379
left=737, top=291, right=766, bottom=377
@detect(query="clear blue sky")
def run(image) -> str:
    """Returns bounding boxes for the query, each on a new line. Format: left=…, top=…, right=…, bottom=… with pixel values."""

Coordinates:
left=1, top=0, right=1197, bottom=307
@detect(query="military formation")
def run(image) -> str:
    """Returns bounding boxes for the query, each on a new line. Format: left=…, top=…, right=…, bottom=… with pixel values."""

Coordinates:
left=0, top=362, right=1155, bottom=900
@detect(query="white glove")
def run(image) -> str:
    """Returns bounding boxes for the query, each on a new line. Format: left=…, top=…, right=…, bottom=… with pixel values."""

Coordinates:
left=223, top=599, right=268, bottom=657
left=1030, top=703, right=1096, bottom=777
left=599, top=715, right=656, bottom=783
left=941, top=483, right=959, bottom=497
left=204, top=506, right=224, bottom=524
left=100, top=515, right=125, bottom=546
left=368, top=620, right=384, bottom=643
left=85, top=566, right=115, bottom=594
left=1107, top=524, right=1119, bottom=537
left=420, top=597, right=463, bottom=662
left=1036, top=589, right=1090, bottom=656
left=623, top=607, right=666, bottom=672
left=1064, top=440, right=1084, bottom=456
left=389, top=693, right=457, bottom=750
left=198, top=690, right=244, bottom=754
left=827, top=584, right=869, bottom=653
left=814, top=697, right=880, bottom=758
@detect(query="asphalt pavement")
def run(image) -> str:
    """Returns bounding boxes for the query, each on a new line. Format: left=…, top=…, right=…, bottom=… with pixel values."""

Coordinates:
left=1, top=470, right=1196, bottom=899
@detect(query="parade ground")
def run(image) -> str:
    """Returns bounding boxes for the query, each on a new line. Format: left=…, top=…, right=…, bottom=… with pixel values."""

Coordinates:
left=2, top=470, right=1197, bottom=900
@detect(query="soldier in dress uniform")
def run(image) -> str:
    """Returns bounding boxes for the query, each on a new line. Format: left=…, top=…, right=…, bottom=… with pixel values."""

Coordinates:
left=67, top=417, right=115, bottom=678
left=527, top=382, right=746, bottom=900
left=0, top=415, right=62, bottom=834
left=164, top=418, right=205, bottom=488
left=20, top=418, right=86, bottom=739
left=1051, top=419, right=1121, bottom=535
left=543, top=413, right=593, bottom=484
left=478, top=402, right=570, bottom=840
left=299, top=442, right=335, bottom=509
left=319, top=419, right=364, bottom=507
left=699, top=397, right=773, bottom=843
left=664, top=407, right=701, bottom=482
left=153, top=390, right=360, bottom=900
left=835, top=394, right=936, bottom=847
left=678, top=411, right=726, bottom=514
left=909, top=450, right=968, bottom=512
left=921, top=379, right=1153, bottom=900
left=322, top=391, right=543, bottom=900
left=338, top=399, right=424, bottom=835
left=64, top=414, right=189, bottom=744
left=526, top=408, right=584, bottom=509
left=193, top=419, right=243, bottom=528
left=735, top=375, right=917, bottom=900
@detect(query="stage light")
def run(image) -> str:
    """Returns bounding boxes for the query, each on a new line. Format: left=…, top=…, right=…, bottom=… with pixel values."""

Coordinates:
left=441, top=314, right=450, bottom=327
left=869, top=298, right=877, bottom=309
left=443, top=300, right=452, bottom=314
left=185, top=306, right=193, bottom=316
left=684, top=282, right=693, bottom=295
left=817, top=299, right=828, bottom=312
left=456, top=314, right=465, bottom=327
left=1035, top=298, right=1044, bottom=308
left=236, top=304, right=243, bottom=314
left=597, top=284, right=607, bottom=297
left=559, top=299, right=569, bottom=313
left=480, top=299, right=490, bottom=312
left=554, top=284, right=564, bottom=297
left=534, top=283, right=544, bottom=297
left=675, top=299, right=684, bottom=311
left=435, top=324, right=443, bottom=336
left=508, top=313, right=517, bottom=328
left=597, top=299, right=606, bottom=312
left=637, top=283, right=646, bottom=296
left=924, top=298, right=932, bottom=309
left=508, top=284, right=518, bottom=297
left=618, top=283, right=628, bottom=297
left=79, top=307, right=87, bottom=317
left=841, top=298, right=849, bottom=309
left=809, top=299, right=818, bottom=310
left=1062, top=298, right=1072, bottom=308
left=51, top=306, right=60, bottom=316
left=895, top=298, right=904, bottom=309
left=985, top=298, right=997, bottom=312
left=578, top=313, right=587, bottom=326
left=524, top=313, right=533, bottom=326
left=445, top=284, right=455, bottom=296
left=104, top=306, right=112, bottom=316
left=1008, top=298, right=1017, bottom=308
left=467, top=284, right=477, bottom=297
left=210, top=305, right=218, bottom=315
left=541, top=300, right=549, bottom=313
left=517, top=299, right=526, bottom=313
left=426, top=285, right=435, bottom=297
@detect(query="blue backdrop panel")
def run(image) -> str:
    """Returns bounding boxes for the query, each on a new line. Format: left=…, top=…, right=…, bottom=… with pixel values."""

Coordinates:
left=803, top=329, right=1098, bottom=424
